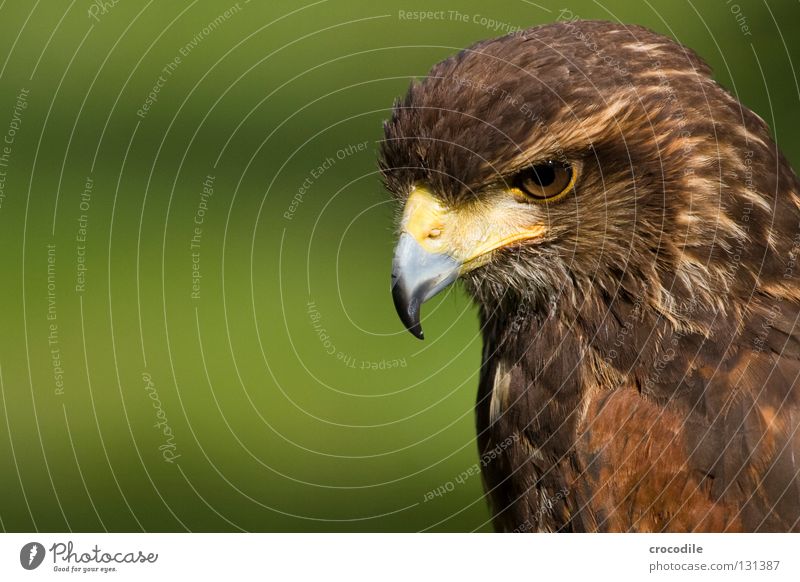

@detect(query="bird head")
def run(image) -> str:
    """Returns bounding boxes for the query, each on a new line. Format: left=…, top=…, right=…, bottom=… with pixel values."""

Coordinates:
left=382, top=20, right=777, bottom=339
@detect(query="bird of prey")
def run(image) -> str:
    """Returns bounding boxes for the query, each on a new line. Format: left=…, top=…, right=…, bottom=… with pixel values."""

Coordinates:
left=381, top=20, right=800, bottom=532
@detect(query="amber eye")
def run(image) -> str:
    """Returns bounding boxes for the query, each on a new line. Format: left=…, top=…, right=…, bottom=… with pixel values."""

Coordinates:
left=512, top=161, right=575, bottom=201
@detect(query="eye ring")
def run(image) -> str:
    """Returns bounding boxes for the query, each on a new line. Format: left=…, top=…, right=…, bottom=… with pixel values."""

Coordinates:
left=510, top=160, right=577, bottom=202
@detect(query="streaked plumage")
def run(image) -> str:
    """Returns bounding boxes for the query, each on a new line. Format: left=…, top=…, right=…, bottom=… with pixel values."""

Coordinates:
left=382, top=20, right=800, bottom=532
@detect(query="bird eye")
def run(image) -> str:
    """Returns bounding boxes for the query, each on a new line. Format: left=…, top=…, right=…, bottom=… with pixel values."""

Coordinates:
left=511, top=161, right=575, bottom=202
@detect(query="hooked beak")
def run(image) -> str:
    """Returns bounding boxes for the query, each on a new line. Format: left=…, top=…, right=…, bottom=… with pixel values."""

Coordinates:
left=391, top=233, right=461, bottom=339
left=390, top=185, right=547, bottom=339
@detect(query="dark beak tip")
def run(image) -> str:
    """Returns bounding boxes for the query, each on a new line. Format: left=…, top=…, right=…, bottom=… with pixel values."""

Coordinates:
left=391, top=283, right=425, bottom=340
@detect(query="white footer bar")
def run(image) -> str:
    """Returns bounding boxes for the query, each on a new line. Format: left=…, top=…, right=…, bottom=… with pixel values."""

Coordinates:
left=0, top=533, right=796, bottom=581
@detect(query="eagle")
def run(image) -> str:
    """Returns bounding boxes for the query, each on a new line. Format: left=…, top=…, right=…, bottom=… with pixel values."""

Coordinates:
left=380, top=20, right=800, bottom=532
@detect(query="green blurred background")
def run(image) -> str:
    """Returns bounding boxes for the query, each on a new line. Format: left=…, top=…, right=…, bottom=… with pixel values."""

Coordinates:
left=0, top=0, right=797, bottom=532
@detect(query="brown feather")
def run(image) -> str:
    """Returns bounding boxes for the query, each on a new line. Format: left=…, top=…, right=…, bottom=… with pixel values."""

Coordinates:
left=381, top=20, right=800, bottom=532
